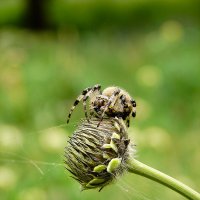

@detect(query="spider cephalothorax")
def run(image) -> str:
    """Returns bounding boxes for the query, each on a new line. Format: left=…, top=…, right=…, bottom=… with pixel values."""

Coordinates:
left=67, top=84, right=136, bottom=127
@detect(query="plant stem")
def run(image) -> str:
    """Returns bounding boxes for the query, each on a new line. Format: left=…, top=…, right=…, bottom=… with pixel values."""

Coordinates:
left=127, top=158, right=200, bottom=200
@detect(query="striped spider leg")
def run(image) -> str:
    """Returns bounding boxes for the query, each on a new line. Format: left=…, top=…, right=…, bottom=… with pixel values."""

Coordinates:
left=67, top=84, right=101, bottom=123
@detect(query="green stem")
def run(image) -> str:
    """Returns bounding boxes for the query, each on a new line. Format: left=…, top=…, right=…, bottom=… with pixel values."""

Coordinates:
left=127, top=158, right=200, bottom=200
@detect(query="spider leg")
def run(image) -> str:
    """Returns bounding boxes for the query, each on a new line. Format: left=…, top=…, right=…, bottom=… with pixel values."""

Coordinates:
left=83, top=84, right=101, bottom=121
left=97, top=89, right=121, bottom=127
left=126, top=117, right=130, bottom=127
left=66, top=87, right=92, bottom=123
left=131, top=99, right=136, bottom=107
left=120, top=94, right=130, bottom=127
left=131, top=99, right=136, bottom=118
left=125, top=98, right=137, bottom=127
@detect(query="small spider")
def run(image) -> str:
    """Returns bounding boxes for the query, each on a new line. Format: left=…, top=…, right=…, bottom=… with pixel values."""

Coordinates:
left=67, top=84, right=136, bottom=127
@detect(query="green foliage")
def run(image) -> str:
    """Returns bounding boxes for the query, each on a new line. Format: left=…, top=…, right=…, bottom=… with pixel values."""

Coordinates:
left=0, top=0, right=25, bottom=26
left=0, top=0, right=200, bottom=29
left=48, top=0, right=200, bottom=30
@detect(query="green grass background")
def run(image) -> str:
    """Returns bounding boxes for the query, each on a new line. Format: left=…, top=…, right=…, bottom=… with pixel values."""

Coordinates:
left=0, top=1, right=200, bottom=200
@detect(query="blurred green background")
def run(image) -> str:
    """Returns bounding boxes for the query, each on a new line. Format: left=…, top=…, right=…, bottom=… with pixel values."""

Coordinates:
left=0, top=0, right=200, bottom=200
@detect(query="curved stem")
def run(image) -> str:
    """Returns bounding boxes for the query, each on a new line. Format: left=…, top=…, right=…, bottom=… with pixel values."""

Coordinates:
left=127, top=158, right=200, bottom=200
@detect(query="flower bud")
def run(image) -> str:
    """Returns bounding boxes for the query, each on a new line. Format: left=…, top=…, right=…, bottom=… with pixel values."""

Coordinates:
left=65, top=117, right=135, bottom=191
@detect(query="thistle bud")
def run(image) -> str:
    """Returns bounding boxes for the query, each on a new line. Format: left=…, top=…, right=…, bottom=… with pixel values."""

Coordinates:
left=65, top=117, right=135, bottom=191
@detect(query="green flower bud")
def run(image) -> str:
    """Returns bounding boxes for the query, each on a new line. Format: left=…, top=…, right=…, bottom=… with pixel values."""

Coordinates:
left=65, top=117, right=135, bottom=191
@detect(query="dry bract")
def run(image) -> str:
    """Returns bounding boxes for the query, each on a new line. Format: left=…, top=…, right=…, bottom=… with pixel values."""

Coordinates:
left=64, top=117, right=135, bottom=191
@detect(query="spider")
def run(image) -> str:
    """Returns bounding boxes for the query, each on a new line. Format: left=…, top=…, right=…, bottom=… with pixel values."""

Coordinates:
left=67, top=84, right=136, bottom=127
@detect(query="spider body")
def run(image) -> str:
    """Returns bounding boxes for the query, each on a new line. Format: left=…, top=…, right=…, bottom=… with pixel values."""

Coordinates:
left=67, top=84, right=136, bottom=127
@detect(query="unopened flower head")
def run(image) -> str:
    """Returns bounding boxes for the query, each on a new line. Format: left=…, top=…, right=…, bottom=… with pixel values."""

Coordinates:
left=65, top=117, right=135, bottom=191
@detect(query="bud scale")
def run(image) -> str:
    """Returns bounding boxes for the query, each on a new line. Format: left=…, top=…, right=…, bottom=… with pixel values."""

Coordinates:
left=65, top=117, right=135, bottom=191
